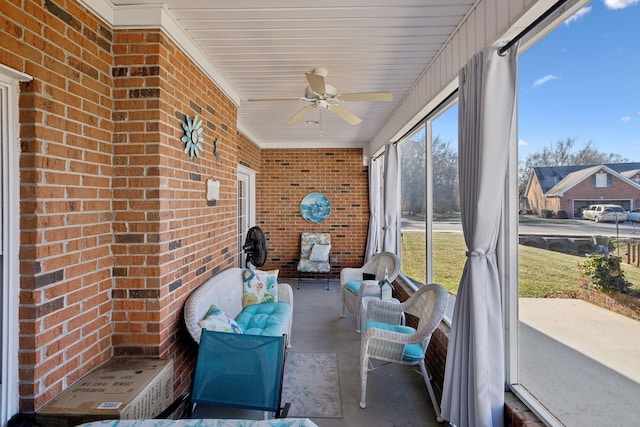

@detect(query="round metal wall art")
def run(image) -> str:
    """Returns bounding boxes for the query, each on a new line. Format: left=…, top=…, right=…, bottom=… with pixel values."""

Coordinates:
left=181, top=114, right=204, bottom=160
left=300, top=192, right=331, bottom=223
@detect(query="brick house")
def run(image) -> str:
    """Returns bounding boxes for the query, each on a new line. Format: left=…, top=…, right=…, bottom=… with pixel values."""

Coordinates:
left=524, top=163, right=640, bottom=218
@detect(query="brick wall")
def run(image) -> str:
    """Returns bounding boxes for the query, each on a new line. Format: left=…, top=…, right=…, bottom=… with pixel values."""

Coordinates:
left=110, top=27, right=239, bottom=398
left=238, top=131, right=261, bottom=171
left=258, top=149, right=369, bottom=278
left=5, top=0, right=116, bottom=411
left=2, top=0, right=241, bottom=411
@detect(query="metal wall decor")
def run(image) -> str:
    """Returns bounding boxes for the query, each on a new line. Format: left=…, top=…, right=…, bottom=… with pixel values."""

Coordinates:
left=181, top=115, right=204, bottom=160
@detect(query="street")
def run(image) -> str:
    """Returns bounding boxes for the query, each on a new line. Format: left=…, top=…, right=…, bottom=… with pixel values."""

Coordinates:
left=402, top=217, right=640, bottom=239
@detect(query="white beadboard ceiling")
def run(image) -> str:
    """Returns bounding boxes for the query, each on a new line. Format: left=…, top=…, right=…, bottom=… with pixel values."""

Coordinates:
left=107, top=0, right=478, bottom=148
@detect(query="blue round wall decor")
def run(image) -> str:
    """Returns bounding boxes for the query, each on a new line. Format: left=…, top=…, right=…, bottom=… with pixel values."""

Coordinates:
left=300, top=192, right=331, bottom=223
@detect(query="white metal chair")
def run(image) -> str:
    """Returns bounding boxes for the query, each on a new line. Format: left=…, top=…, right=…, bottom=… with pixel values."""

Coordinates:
left=359, top=283, right=448, bottom=422
left=340, top=252, right=400, bottom=332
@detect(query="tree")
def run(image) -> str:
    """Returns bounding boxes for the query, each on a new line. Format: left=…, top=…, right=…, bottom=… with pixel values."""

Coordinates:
left=400, top=134, right=425, bottom=216
left=518, top=137, right=628, bottom=195
left=432, top=137, right=459, bottom=214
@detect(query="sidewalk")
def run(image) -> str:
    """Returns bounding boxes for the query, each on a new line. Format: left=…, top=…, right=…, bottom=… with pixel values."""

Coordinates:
left=519, top=298, right=640, bottom=426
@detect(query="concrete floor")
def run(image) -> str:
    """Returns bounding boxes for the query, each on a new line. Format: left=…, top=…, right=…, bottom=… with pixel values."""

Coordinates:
left=194, top=279, right=443, bottom=426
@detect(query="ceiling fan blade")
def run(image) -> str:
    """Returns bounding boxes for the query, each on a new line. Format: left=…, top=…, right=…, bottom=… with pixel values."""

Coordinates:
left=327, top=104, right=362, bottom=126
left=336, top=92, right=394, bottom=102
left=247, top=97, right=307, bottom=102
left=287, top=105, right=315, bottom=124
left=305, top=72, right=326, bottom=95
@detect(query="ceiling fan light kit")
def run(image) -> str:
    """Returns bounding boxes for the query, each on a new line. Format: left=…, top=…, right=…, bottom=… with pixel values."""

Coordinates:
left=248, top=68, right=393, bottom=126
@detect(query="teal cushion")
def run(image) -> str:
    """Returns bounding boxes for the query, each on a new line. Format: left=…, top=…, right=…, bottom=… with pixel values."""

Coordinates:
left=236, top=302, right=291, bottom=337
left=345, top=281, right=362, bottom=295
left=365, top=321, right=424, bottom=362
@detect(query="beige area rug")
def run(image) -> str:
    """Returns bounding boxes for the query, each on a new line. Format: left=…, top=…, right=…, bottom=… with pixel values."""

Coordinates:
left=281, top=352, right=342, bottom=419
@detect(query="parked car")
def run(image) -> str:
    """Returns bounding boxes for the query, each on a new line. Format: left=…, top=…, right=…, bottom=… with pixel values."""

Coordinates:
left=627, top=208, right=640, bottom=222
left=582, top=204, right=627, bottom=223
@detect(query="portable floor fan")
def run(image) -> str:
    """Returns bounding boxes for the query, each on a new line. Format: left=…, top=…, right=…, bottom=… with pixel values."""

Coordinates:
left=242, top=226, right=267, bottom=268
left=247, top=68, right=393, bottom=126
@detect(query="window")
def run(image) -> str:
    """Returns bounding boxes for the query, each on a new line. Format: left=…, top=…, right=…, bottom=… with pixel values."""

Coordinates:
left=398, top=98, right=460, bottom=296
left=594, top=172, right=610, bottom=188
left=514, top=4, right=640, bottom=425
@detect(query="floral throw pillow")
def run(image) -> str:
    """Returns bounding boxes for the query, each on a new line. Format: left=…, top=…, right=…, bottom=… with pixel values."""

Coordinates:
left=242, top=268, right=279, bottom=307
left=198, top=304, right=243, bottom=334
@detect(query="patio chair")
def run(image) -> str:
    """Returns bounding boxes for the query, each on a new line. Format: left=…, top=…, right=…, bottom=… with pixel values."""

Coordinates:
left=359, top=283, right=448, bottom=422
left=191, top=330, right=290, bottom=419
left=341, top=252, right=400, bottom=332
left=297, top=232, right=331, bottom=290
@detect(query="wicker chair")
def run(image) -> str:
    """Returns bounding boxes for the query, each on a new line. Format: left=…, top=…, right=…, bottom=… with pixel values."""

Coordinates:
left=359, top=283, right=448, bottom=422
left=340, top=252, right=400, bottom=332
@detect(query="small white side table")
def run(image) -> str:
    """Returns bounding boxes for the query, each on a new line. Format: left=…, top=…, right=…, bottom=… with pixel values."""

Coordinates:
left=359, top=296, right=404, bottom=334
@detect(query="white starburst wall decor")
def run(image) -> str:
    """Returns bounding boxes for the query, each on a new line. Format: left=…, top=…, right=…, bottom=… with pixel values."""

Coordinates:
left=181, top=115, right=204, bottom=160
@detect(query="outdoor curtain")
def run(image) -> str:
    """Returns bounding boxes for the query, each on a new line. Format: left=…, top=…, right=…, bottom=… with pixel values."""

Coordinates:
left=365, top=156, right=381, bottom=261
left=441, top=44, right=518, bottom=427
left=382, top=143, right=400, bottom=255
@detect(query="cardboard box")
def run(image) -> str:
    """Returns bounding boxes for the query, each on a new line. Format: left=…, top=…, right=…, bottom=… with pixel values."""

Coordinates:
left=36, top=358, right=174, bottom=427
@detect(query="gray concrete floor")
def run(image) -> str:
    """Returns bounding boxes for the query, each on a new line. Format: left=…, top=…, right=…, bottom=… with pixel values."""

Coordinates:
left=194, top=279, right=442, bottom=426
left=519, top=298, right=640, bottom=426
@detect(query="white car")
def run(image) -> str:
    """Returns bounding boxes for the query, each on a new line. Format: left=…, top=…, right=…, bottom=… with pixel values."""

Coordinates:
left=582, top=204, right=627, bottom=223
left=627, top=208, right=640, bottom=222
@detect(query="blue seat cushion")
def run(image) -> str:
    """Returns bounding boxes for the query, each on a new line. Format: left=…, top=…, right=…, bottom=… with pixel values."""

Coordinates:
left=345, top=281, right=363, bottom=295
left=236, top=302, right=291, bottom=337
left=365, top=321, right=424, bottom=362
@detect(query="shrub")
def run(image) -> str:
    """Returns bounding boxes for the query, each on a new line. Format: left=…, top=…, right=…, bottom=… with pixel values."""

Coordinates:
left=580, top=254, right=631, bottom=293
left=555, top=210, right=569, bottom=219
left=540, top=209, right=554, bottom=219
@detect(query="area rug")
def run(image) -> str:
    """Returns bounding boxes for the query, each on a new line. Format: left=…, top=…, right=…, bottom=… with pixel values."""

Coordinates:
left=281, top=352, right=342, bottom=418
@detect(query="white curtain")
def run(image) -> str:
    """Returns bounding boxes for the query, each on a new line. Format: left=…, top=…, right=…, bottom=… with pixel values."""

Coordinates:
left=441, top=44, right=518, bottom=427
left=382, top=143, right=400, bottom=255
left=365, top=157, right=381, bottom=261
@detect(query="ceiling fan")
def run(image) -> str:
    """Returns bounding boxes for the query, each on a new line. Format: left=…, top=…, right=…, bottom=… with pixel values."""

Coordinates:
left=247, top=68, right=393, bottom=126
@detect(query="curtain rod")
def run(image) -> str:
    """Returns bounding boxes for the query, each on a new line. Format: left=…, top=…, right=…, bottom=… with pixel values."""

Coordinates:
left=373, top=0, right=570, bottom=162
left=499, top=0, right=569, bottom=55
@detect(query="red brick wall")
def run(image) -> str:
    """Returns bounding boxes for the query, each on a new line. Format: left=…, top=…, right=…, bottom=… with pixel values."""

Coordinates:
left=5, top=0, right=116, bottom=411
left=111, top=27, right=239, bottom=397
left=2, top=0, right=241, bottom=411
left=258, top=149, right=369, bottom=278
left=238, top=131, right=261, bottom=171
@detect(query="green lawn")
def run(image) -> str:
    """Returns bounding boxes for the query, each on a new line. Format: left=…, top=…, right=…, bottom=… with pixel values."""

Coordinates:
left=401, top=231, right=640, bottom=297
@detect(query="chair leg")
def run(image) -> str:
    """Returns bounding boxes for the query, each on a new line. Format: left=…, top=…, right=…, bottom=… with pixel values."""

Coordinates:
left=419, top=360, right=443, bottom=422
left=359, top=356, right=369, bottom=409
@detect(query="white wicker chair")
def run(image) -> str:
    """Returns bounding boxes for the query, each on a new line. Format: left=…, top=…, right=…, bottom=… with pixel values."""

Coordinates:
left=340, top=252, right=400, bottom=332
left=359, top=283, right=448, bottom=423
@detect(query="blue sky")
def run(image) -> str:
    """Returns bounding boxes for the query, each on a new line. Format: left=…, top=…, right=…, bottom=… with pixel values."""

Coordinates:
left=434, top=0, right=640, bottom=161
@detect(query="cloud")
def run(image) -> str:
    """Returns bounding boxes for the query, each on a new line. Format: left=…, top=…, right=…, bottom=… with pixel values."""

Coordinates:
left=604, top=0, right=640, bottom=9
left=519, top=139, right=528, bottom=147
left=532, top=74, right=560, bottom=88
left=621, top=116, right=632, bottom=122
left=564, top=6, right=592, bottom=25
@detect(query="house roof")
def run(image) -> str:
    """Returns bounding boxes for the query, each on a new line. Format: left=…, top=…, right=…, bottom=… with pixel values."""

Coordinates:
left=533, top=162, right=640, bottom=196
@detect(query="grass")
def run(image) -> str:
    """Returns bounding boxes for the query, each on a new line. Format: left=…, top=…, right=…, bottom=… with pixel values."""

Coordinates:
left=401, top=231, right=640, bottom=297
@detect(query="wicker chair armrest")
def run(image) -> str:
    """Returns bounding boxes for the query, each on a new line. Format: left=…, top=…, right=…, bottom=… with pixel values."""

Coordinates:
left=277, top=282, right=293, bottom=307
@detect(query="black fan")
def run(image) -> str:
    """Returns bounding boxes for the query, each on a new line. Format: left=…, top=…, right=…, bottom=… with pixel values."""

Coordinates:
left=242, top=226, right=267, bottom=267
